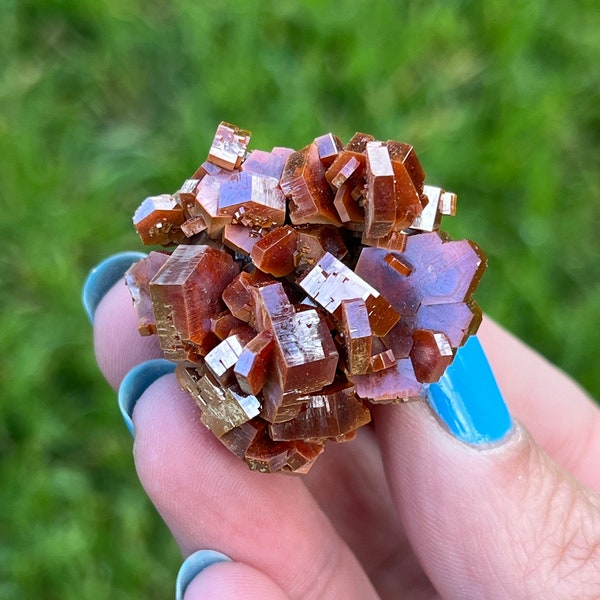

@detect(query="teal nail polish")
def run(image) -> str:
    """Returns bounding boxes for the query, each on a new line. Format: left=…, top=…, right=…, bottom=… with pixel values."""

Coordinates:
left=426, top=335, right=513, bottom=445
left=118, top=359, right=176, bottom=437
left=82, top=251, right=146, bottom=324
left=176, top=549, right=232, bottom=600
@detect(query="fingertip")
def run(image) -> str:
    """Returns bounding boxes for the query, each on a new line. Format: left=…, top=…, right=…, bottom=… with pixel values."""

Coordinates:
left=82, top=251, right=146, bottom=324
left=92, top=267, right=163, bottom=390
left=176, top=550, right=232, bottom=600
left=425, top=335, right=514, bottom=446
left=118, top=359, right=176, bottom=437
left=179, top=558, right=290, bottom=600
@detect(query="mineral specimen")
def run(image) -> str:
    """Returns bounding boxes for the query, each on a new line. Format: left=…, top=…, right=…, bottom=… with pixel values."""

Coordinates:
left=126, top=121, right=487, bottom=474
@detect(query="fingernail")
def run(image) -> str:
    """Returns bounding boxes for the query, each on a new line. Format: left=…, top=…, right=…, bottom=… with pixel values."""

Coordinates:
left=426, top=335, right=513, bottom=445
left=118, top=359, right=176, bottom=437
left=82, top=251, right=146, bottom=324
left=176, top=549, right=232, bottom=600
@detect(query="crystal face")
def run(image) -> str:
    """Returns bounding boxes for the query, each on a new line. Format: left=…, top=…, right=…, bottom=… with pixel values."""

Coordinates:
left=126, top=121, right=487, bottom=474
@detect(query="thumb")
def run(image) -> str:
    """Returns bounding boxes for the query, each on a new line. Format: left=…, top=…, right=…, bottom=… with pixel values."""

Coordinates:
left=376, top=336, right=600, bottom=600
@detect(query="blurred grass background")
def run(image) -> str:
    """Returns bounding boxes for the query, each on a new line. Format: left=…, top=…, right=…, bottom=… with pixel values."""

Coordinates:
left=1, top=0, right=599, bottom=597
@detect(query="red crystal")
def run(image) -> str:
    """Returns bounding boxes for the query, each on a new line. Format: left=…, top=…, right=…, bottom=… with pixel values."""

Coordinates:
left=252, top=282, right=339, bottom=395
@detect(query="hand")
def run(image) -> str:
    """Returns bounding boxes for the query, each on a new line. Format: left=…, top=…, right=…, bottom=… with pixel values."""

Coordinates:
left=84, top=253, right=600, bottom=599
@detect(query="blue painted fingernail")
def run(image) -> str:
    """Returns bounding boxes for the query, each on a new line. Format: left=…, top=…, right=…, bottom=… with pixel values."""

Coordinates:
left=118, top=359, right=176, bottom=437
left=176, top=549, right=232, bottom=600
left=426, top=335, right=513, bottom=445
left=82, top=251, right=146, bottom=324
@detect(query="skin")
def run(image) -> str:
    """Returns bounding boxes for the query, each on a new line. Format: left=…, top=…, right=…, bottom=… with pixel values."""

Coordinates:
left=93, top=279, right=600, bottom=599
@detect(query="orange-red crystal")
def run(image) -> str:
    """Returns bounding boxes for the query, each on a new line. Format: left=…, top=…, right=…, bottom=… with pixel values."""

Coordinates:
left=126, top=121, right=487, bottom=474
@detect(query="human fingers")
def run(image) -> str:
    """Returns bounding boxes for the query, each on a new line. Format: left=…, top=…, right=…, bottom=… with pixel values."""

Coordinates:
left=478, top=318, right=600, bottom=491
left=126, top=368, right=378, bottom=600
left=85, top=254, right=379, bottom=599
left=85, top=253, right=436, bottom=597
left=304, top=430, right=436, bottom=598
left=376, top=336, right=600, bottom=599
left=83, top=253, right=163, bottom=389
left=180, top=561, right=290, bottom=600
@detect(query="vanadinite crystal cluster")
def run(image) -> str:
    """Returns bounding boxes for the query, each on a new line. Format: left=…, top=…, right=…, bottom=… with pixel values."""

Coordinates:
left=125, top=121, right=486, bottom=474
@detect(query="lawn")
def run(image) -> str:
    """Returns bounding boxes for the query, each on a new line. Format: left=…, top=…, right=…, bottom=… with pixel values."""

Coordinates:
left=1, top=1, right=599, bottom=597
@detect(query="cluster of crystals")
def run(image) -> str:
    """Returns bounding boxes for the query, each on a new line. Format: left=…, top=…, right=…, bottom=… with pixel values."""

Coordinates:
left=126, top=122, right=486, bottom=474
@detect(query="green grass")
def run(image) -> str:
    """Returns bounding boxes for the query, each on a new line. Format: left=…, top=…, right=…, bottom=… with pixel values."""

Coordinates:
left=1, top=0, right=599, bottom=597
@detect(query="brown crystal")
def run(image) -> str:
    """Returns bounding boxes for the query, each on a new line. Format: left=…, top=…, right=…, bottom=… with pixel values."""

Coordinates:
left=250, top=225, right=298, bottom=277
left=384, top=253, right=413, bottom=277
left=259, top=375, right=303, bottom=423
left=410, top=329, right=454, bottom=383
left=269, top=382, right=371, bottom=441
left=222, top=269, right=275, bottom=324
left=150, top=245, right=240, bottom=360
left=294, top=225, right=348, bottom=274
left=314, top=133, right=343, bottom=167
left=298, top=252, right=400, bottom=337
left=218, top=419, right=262, bottom=459
left=241, top=148, right=293, bottom=179
left=340, top=298, right=372, bottom=375
left=386, top=141, right=425, bottom=229
left=364, top=142, right=396, bottom=239
left=133, top=195, right=185, bottom=246
left=333, top=182, right=364, bottom=224
left=253, top=283, right=339, bottom=395
left=204, top=334, right=246, bottom=385
left=222, top=223, right=262, bottom=256
left=280, top=143, right=341, bottom=226
left=126, top=121, right=487, bottom=474
left=326, top=132, right=374, bottom=189
left=283, top=440, right=324, bottom=474
left=410, top=185, right=443, bottom=232
left=180, top=216, right=207, bottom=238
left=217, top=171, right=286, bottom=229
left=386, top=140, right=426, bottom=193
left=369, top=349, right=396, bottom=373
left=234, top=330, right=275, bottom=395
left=193, top=173, right=234, bottom=238
left=176, top=366, right=261, bottom=437
left=125, top=251, right=170, bottom=336
left=210, top=311, right=253, bottom=342
left=175, top=179, right=201, bottom=218
left=207, top=121, right=251, bottom=171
